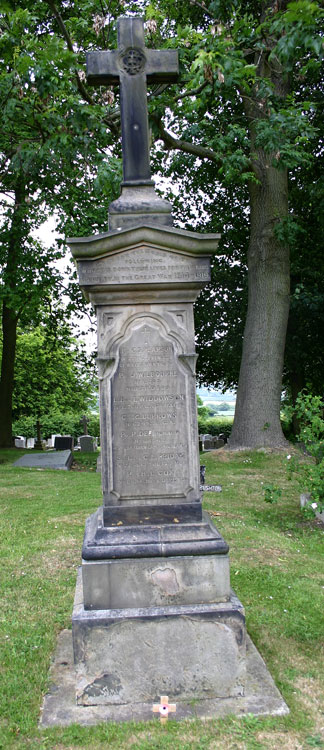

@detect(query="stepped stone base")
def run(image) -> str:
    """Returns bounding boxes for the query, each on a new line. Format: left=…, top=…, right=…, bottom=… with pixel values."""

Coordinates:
left=72, top=569, right=246, bottom=706
left=40, top=627, right=289, bottom=726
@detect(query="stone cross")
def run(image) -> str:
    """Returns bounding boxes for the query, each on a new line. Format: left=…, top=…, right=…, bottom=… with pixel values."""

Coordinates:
left=80, top=414, right=88, bottom=435
left=86, top=16, right=178, bottom=185
left=152, top=695, right=176, bottom=723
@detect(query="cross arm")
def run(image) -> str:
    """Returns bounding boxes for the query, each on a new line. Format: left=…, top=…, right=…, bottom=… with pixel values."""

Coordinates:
left=145, top=50, right=179, bottom=84
left=87, top=49, right=178, bottom=87
left=86, top=50, right=120, bottom=86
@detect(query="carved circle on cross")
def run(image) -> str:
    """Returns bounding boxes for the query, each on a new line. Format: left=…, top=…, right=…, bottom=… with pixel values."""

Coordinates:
left=121, top=47, right=146, bottom=75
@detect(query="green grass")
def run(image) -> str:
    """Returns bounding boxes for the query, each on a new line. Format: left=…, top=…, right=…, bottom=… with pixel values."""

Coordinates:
left=0, top=446, right=323, bottom=749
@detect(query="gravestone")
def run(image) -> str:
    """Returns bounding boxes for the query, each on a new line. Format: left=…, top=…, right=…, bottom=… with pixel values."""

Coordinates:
left=67, top=14, right=246, bottom=715
left=54, top=436, right=74, bottom=451
left=45, top=435, right=57, bottom=449
left=14, top=450, right=72, bottom=471
left=79, top=435, right=96, bottom=452
left=26, top=437, right=35, bottom=449
left=213, top=437, right=225, bottom=449
left=14, top=436, right=26, bottom=449
left=51, top=434, right=61, bottom=447
left=204, top=439, right=213, bottom=450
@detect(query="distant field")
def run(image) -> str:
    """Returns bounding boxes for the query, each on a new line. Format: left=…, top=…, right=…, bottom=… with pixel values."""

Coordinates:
left=205, top=415, right=234, bottom=424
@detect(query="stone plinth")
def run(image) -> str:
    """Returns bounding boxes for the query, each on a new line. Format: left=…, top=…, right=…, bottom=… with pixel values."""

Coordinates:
left=81, top=510, right=230, bottom=610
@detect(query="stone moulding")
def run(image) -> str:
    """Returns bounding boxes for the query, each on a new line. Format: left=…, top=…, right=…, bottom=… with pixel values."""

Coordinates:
left=67, top=224, right=221, bottom=260
left=82, top=508, right=229, bottom=560
left=67, top=228, right=220, bottom=301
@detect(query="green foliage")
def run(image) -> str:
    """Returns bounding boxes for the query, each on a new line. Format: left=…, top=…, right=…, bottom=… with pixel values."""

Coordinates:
left=263, top=483, right=282, bottom=505
left=285, top=392, right=324, bottom=514
left=12, top=410, right=100, bottom=440
left=216, top=402, right=231, bottom=412
left=198, top=415, right=233, bottom=438
left=12, top=322, right=96, bottom=421
left=285, top=392, right=324, bottom=458
left=284, top=129, right=324, bottom=400
left=196, top=394, right=210, bottom=420
left=149, top=0, right=324, bottom=402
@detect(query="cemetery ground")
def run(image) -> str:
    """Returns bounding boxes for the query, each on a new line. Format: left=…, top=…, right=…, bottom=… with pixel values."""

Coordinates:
left=0, top=448, right=323, bottom=750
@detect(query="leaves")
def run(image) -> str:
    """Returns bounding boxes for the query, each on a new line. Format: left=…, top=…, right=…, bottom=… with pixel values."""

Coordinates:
left=11, top=322, right=96, bottom=421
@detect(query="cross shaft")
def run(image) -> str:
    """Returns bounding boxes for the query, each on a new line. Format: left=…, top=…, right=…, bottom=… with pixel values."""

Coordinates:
left=86, top=16, right=178, bottom=185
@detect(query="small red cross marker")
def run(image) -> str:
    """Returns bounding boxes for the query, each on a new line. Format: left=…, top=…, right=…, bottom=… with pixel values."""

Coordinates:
left=152, top=695, right=176, bottom=724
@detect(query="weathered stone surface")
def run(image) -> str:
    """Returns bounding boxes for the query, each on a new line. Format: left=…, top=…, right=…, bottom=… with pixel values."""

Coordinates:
left=40, top=629, right=289, bottom=727
left=82, top=508, right=228, bottom=560
left=108, top=185, right=173, bottom=230
left=104, top=319, right=195, bottom=504
left=72, top=570, right=246, bottom=706
left=67, top=224, right=220, bottom=528
left=76, top=618, right=244, bottom=705
left=14, top=450, right=72, bottom=471
left=69, top=223, right=220, bottom=264
left=77, top=245, right=210, bottom=289
left=81, top=552, right=230, bottom=610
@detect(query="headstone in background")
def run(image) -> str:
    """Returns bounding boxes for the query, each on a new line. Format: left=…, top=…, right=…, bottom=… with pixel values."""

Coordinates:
left=45, top=435, right=55, bottom=449
left=54, top=436, right=74, bottom=451
left=51, top=434, right=61, bottom=448
left=213, top=437, right=225, bottom=449
left=80, top=435, right=96, bottom=452
left=14, top=436, right=26, bottom=449
left=201, top=435, right=226, bottom=451
left=26, top=437, right=35, bottom=449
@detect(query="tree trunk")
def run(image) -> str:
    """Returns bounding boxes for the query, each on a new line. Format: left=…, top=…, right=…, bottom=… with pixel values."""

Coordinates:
left=0, top=178, right=26, bottom=448
left=229, top=156, right=290, bottom=449
left=228, top=41, right=291, bottom=450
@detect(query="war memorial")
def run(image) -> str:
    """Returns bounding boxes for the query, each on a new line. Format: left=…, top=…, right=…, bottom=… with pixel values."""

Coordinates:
left=41, top=16, right=288, bottom=724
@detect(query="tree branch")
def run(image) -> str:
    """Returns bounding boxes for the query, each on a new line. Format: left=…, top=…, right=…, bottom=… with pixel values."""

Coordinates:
left=189, top=0, right=215, bottom=20
left=176, top=80, right=209, bottom=100
left=45, top=0, right=119, bottom=137
left=150, top=113, right=219, bottom=163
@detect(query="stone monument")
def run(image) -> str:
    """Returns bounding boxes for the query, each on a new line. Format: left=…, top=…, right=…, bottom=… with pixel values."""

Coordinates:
left=68, top=15, right=246, bottom=710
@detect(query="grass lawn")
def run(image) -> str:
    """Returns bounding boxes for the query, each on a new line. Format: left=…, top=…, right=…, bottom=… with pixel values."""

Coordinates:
left=0, top=447, right=323, bottom=750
